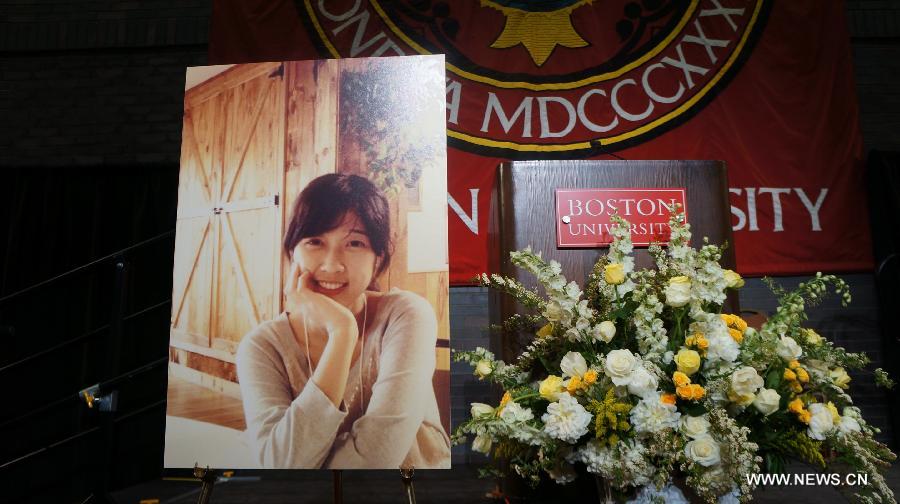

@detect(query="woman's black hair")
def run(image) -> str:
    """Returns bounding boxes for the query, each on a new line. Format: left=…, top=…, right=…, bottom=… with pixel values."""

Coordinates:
left=283, top=173, right=392, bottom=277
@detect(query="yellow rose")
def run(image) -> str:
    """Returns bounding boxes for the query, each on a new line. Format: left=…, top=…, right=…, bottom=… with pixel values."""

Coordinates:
left=539, top=375, right=565, bottom=401
left=724, top=269, right=745, bottom=288
left=604, top=263, right=625, bottom=285
left=830, top=367, right=851, bottom=389
left=728, top=328, right=744, bottom=343
left=790, top=381, right=803, bottom=393
left=798, top=410, right=812, bottom=424
left=788, top=398, right=805, bottom=414
left=783, top=368, right=797, bottom=382
left=672, top=371, right=691, bottom=388
left=802, top=328, right=824, bottom=346
left=499, top=391, right=512, bottom=411
left=796, top=368, right=809, bottom=384
left=678, top=384, right=706, bottom=401
left=826, top=402, right=841, bottom=425
left=674, top=348, right=702, bottom=375
left=788, top=360, right=801, bottom=370
left=727, top=388, right=755, bottom=406
left=582, top=369, right=598, bottom=385
left=661, top=393, right=677, bottom=405
left=536, top=323, right=554, bottom=338
left=566, top=375, right=582, bottom=394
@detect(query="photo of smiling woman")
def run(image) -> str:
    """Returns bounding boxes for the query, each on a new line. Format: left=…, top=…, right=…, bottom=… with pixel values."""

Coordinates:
left=235, top=173, right=451, bottom=469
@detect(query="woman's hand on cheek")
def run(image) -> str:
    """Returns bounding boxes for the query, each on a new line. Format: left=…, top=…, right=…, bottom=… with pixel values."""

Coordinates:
left=285, top=263, right=358, bottom=339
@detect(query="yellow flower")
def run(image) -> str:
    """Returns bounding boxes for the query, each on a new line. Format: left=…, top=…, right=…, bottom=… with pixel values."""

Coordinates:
left=802, top=328, right=824, bottom=346
left=728, top=328, right=744, bottom=343
left=727, top=389, right=755, bottom=406
left=783, top=368, right=797, bottom=382
left=499, top=391, right=512, bottom=411
left=788, top=398, right=805, bottom=414
left=798, top=410, right=812, bottom=424
left=539, top=375, right=565, bottom=401
left=536, top=323, right=554, bottom=338
left=604, top=263, right=625, bottom=285
left=677, top=384, right=706, bottom=401
left=830, top=367, right=851, bottom=389
left=674, top=348, right=702, bottom=375
left=685, top=333, right=709, bottom=356
left=826, top=402, right=841, bottom=425
left=788, top=360, right=801, bottom=370
left=672, top=371, right=691, bottom=388
left=724, top=269, right=745, bottom=288
left=661, top=393, right=677, bottom=405
left=796, top=368, right=809, bottom=384
left=790, top=381, right=803, bottom=394
left=566, top=375, right=582, bottom=394
left=583, top=369, right=598, bottom=385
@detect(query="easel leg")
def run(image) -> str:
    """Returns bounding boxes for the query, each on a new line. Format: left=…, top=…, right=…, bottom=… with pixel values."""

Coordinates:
left=400, top=467, right=416, bottom=504
left=194, top=465, right=217, bottom=504
left=332, top=469, right=343, bottom=504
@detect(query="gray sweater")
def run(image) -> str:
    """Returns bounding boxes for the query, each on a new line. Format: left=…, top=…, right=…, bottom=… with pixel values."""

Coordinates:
left=235, top=289, right=450, bottom=469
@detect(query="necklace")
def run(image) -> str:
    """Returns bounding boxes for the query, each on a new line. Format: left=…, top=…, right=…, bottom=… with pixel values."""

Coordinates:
left=303, top=295, right=368, bottom=411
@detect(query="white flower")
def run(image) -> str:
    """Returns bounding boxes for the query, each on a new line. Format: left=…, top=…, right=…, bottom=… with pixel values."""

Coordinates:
left=665, top=276, right=692, bottom=307
left=807, top=403, right=835, bottom=440
left=472, top=434, right=492, bottom=454
left=542, top=392, right=592, bottom=443
left=776, top=336, right=802, bottom=361
left=470, top=402, right=494, bottom=417
left=838, top=415, right=861, bottom=436
left=500, top=400, right=534, bottom=424
left=630, top=395, right=681, bottom=433
left=684, top=435, right=721, bottom=466
left=560, top=351, right=588, bottom=378
left=575, top=317, right=591, bottom=332
left=543, top=300, right=565, bottom=323
left=604, top=349, right=638, bottom=386
left=680, top=415, right=710, bottom=439
left=730, top=366, right=764, bottom=396
left=752, top=388, right=781, bottom=416
left=594, top=320, right=617, bottom=343
left=627, top=365, right=659, bottom=399
left=475, top=359, right=493, bottom=378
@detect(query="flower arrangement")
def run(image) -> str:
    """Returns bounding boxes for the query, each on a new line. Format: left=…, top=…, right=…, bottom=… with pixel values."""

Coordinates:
left=454, top=210, right=897, bottom=503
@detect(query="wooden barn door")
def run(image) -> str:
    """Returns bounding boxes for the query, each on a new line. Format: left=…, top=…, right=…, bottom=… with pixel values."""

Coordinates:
left=171, top=63, right=285, bottom=388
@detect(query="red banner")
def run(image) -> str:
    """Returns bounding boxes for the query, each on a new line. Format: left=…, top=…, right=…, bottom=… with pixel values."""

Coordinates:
left=209, top=0, right=872, bottom=283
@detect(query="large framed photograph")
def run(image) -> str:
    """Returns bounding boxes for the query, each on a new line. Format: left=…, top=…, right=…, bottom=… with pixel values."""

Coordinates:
left=164, top=55, right=450, bottom=469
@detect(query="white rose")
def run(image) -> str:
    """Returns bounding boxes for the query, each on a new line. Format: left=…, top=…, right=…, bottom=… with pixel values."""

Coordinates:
left=723, top=269, right=744, bottom=289
left=665, top=276, right=692, bottom=307
left=593, top=320, right=617, bottom=343
left=475, top=359, right=493, bottom=378
left=776, top=336, right=802, bottom=362
left=560, top=351, right=588, bottom=378
left=543, top=300, right=565, bottom=322
left=575, top=317, right=591, bottom=332
left=752, top=388, right=781, bottom=416
left=680, top=415, right=710, bottom=439
left=472, top=434, right=492, bottom=454
left=730, top=366, right=764, bottom=396
left=470, top=403, right=494, bottom=418
left=807, top=403, right=836, bottom=440
left=604, top=349, right=638, bottom=386
left=627, top=365, right=659, bottom=399
left=685, top=435, right=721, bottom=466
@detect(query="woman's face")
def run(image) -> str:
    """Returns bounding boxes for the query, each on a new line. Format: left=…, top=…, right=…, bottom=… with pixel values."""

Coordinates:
left=292, top=211, right=378, bottom=312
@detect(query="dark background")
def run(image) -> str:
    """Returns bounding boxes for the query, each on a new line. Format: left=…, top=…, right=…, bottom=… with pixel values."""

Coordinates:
left=1, top=1, right=899, bottom=501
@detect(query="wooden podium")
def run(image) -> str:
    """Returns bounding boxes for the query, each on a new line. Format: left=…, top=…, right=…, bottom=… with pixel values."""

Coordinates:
left=490, top=160, right=736, bottom=362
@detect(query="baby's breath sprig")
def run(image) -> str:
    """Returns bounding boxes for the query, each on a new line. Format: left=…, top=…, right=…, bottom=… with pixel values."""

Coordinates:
left=476, top=273, right=545, bottom=311
left=874, top=368, right=896, bottom=389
